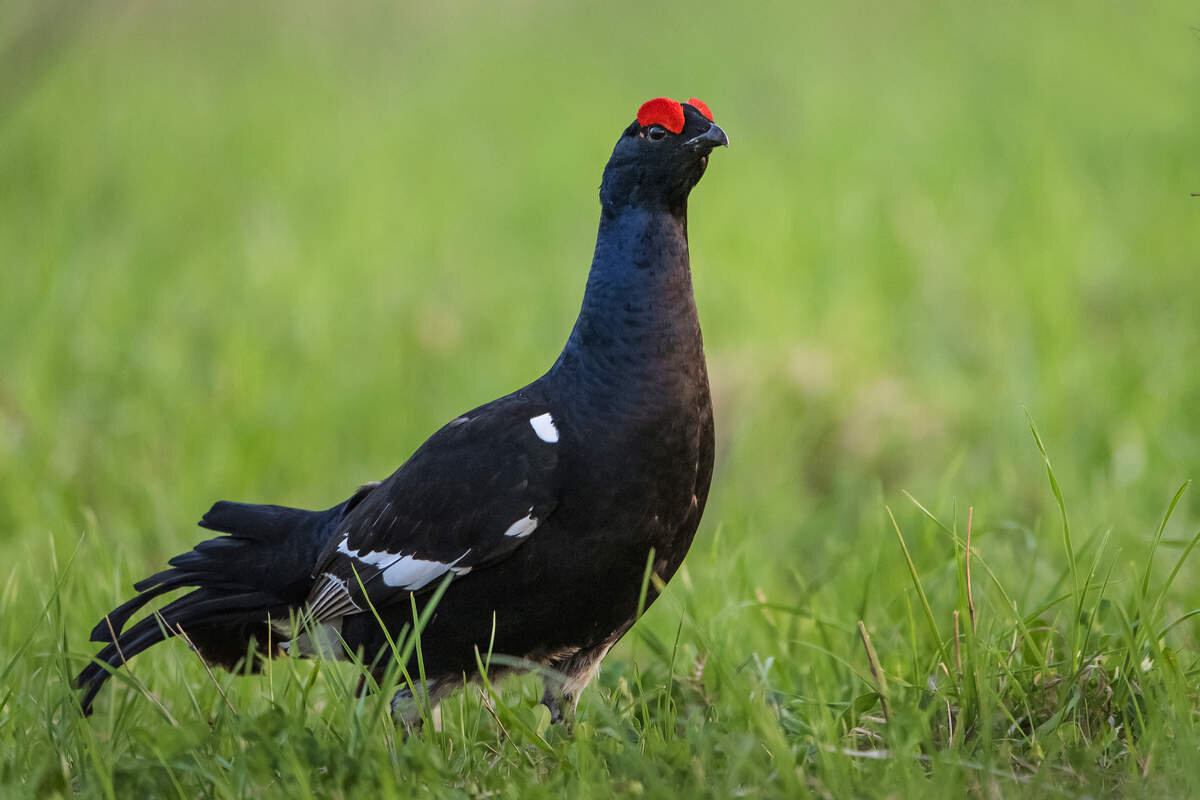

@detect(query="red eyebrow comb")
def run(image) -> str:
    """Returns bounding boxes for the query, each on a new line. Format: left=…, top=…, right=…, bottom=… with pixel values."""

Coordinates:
left=687, top=98, right=714, bottom=122
left=637, top=98, right=686, bottom=134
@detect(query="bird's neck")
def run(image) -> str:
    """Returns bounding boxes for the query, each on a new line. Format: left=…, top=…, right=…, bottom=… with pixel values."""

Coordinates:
left=550, top=205, right=706, bottom=401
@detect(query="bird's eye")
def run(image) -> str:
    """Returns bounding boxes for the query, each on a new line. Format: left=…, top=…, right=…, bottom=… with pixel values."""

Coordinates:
left=646, top=125, right=668, bottom=141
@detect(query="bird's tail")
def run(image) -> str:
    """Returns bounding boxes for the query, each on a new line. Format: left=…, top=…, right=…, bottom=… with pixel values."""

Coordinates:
left=74, top=496, right=358, bottom=715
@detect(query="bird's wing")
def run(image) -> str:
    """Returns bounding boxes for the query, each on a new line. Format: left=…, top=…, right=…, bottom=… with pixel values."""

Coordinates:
left=305, top=391, right=562, bottom=622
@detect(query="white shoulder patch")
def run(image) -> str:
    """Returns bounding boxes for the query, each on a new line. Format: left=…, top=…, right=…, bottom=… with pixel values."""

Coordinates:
left=529, top=412, right=559, bottom=443
left=337, top=535, right=470, bottom=590
left=503, top=508, right=538, bottom=538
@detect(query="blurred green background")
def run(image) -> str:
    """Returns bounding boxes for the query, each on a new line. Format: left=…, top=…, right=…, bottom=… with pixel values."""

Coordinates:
left=1, top=0, right=1198, bottom=795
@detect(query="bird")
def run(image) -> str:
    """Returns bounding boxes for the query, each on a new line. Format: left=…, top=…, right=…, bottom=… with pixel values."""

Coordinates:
left=76, top=96, right=728, bottom=724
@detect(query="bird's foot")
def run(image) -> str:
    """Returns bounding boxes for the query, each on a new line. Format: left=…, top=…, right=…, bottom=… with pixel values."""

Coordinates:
left=391, top=681, right=442, bottom=737
left=540, top=684, right=576, bottom=730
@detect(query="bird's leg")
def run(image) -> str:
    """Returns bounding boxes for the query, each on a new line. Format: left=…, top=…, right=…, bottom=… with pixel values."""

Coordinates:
left=390, top=678, right=441, bottom=736
left=540, top=677, right=578, bottom=728
left=390, top=687, right=425, bottom=736
left=540, top=683, right=565, bottom=725
left=542, top=638, right=620, bottom=729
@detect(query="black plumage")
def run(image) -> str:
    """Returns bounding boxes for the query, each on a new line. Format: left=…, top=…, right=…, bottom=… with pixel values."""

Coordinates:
left=76, top=98, right=728, bottom=721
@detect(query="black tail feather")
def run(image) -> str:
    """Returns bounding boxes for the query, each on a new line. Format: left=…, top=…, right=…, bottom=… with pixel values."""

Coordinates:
left=199, top=501, right=331, bottom=541
left=89, top=571, right=200, bottom=642
left=77, top=497, right=353, bottom=715
left=75, top=589, right=281, bottom=715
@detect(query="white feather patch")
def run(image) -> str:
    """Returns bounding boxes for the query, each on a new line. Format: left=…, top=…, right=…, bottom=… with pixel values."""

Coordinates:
left=291, top=619, right=346, bottom=660
left=529, top=412, right=559, bottom=443
left=308, top=571, right=361, bottom=621
left=337, top=536, right=469, bottom=590
left=503, top=508, right=538, bottom=538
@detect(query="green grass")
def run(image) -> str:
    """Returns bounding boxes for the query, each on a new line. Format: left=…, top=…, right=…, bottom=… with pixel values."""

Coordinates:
left=2, top=0, right=1200, bottom=796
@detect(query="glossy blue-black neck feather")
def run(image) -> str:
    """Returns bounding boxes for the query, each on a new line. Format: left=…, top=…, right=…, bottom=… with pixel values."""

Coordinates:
left=550, top=105, right=721, bottom=418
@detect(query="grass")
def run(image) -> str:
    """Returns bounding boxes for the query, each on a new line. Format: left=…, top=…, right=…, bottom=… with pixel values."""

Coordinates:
left=2, top=0, right=1200, bottom=796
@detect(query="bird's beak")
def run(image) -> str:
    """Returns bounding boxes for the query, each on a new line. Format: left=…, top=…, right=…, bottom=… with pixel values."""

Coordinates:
left=685, top=122, right=729, bottom=150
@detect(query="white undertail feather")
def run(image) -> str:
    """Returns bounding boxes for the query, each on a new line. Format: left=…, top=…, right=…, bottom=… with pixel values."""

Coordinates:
left=288, top=619, right=348, bottom=660
left=307, top=572, right=361, bottom=622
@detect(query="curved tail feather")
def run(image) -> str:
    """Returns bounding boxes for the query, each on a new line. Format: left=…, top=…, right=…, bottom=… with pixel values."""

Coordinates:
left=75, top=589, right=281, bottom=714
left=76, top=497, right=357, bottom=715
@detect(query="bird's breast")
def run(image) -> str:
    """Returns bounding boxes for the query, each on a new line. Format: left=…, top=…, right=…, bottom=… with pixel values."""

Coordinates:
left=552, top=386, right=711, bottom=539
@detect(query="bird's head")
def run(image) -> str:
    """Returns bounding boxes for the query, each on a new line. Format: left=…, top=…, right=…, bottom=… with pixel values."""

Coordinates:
left=600, top=97, right=729, bottom=215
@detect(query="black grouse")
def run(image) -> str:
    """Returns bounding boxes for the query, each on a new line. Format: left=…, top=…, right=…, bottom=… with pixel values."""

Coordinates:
left=76, top=97, right=728, bottom=723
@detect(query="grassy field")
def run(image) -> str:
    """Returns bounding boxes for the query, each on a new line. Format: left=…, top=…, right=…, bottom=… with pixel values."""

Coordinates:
left=2, top=0, right=1199, bottom=796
